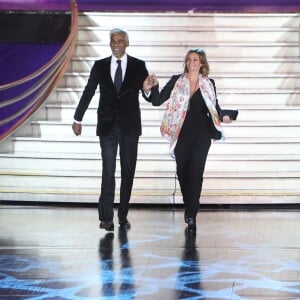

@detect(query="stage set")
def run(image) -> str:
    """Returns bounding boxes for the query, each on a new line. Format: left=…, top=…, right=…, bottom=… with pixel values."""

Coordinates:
left=1, top=0, right=300, bottom=299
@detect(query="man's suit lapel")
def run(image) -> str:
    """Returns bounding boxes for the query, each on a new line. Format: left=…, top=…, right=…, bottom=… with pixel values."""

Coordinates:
left=102, top=56, right=115, bottom=89
left=121, top=55, right=134, bottom=91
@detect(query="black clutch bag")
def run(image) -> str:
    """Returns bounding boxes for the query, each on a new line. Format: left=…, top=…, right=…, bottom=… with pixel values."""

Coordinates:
left=220, top=109, right=238, bottom=120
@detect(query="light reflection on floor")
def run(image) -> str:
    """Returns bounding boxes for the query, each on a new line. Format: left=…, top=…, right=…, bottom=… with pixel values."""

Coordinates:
left=0, top=206, right=299, bottom=299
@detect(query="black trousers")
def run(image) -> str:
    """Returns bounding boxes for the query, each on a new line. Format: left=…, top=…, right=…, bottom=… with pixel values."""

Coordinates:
left=98, top=121, right=139, bottom=222
left=174, top=127, right=211, bottom=219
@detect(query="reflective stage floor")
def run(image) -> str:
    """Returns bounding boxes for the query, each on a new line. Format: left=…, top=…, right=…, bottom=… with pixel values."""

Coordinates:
left=0, top=205, right=300, bottom=299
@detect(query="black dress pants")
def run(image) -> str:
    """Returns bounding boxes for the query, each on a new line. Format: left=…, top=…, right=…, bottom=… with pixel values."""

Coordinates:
left=98, top=121, right=139, bottom=222
left=174, top=126, right=211, bottom=219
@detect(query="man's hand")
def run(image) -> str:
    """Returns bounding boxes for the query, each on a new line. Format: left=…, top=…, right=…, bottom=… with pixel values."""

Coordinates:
left=143, top=74, right=158, bottom=93
left=72, top=122, right=82, bottom=136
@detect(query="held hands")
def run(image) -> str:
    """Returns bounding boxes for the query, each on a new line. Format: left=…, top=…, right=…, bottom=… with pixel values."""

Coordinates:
left=143, top=74, right=159, bottom=93
left=72, top=122, right=82, bottom=136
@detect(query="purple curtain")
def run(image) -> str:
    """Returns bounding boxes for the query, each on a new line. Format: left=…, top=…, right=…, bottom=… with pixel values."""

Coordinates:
left=0, top=43, right=62, bottom=138
left=0, top=0, right=299, bottom=12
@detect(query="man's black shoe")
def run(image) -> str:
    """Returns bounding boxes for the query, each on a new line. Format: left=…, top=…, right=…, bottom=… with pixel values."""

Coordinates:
left=99, top=221, right=114, bottom=231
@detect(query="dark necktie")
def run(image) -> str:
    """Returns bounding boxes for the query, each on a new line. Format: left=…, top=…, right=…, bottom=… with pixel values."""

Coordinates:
left=114, top=59, right=122, bottom=92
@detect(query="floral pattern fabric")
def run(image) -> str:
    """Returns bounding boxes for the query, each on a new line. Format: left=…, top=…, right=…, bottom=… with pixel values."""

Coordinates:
left=160, top=73, right=224, bottom=158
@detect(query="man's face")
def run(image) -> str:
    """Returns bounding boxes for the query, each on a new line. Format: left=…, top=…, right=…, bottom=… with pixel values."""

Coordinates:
left=110, top=33, right=128, bottom=59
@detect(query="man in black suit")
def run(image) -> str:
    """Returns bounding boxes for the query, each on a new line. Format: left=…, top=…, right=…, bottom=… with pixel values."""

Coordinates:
left=72, top=28, right=154, bottom=231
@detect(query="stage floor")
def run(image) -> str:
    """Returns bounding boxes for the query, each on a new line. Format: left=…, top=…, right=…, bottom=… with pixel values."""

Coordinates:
left=0, top=205, right=300, bottom=299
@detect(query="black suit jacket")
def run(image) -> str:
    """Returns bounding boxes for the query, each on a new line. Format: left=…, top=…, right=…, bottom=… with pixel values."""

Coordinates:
left=74, top=55, right=150, bottom=136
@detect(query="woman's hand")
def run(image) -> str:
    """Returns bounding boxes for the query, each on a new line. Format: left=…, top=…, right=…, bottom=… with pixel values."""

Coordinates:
left=222, top=115, right=232, bottom=124
left=143, top=74, right=158, bottom=93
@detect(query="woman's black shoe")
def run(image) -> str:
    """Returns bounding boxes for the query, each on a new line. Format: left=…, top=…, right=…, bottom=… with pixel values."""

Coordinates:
left=184, top=211, right=188, bottom=224
left=187, top=217, right=196, bottom=231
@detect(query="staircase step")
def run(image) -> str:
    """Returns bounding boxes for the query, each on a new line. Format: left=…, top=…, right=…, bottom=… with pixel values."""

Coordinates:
left=69, top=56, right=300, bottom=74
left=58, top=72, right=300, bottom=89
left=78, top=12, right=300, bottom=28
left=9, top=136, right=300, bottom=155
left=45, top=104, right=300, bottom=122
left=0, top=153, right=299, bottom=172
left=77, top=26, right=298, bottom=43
left=27, top=120, right=300, bottom=138
left=0, top=189, right=299, bottom=204
left=75, top=41, right=299, bottom=58
left=1, top=169, right=299, bottom=194
left=47, top=88, right=300, bottom=106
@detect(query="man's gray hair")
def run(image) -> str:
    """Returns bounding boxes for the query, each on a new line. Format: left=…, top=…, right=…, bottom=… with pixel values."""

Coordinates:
left=109, top=28, right=129, bottom=43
